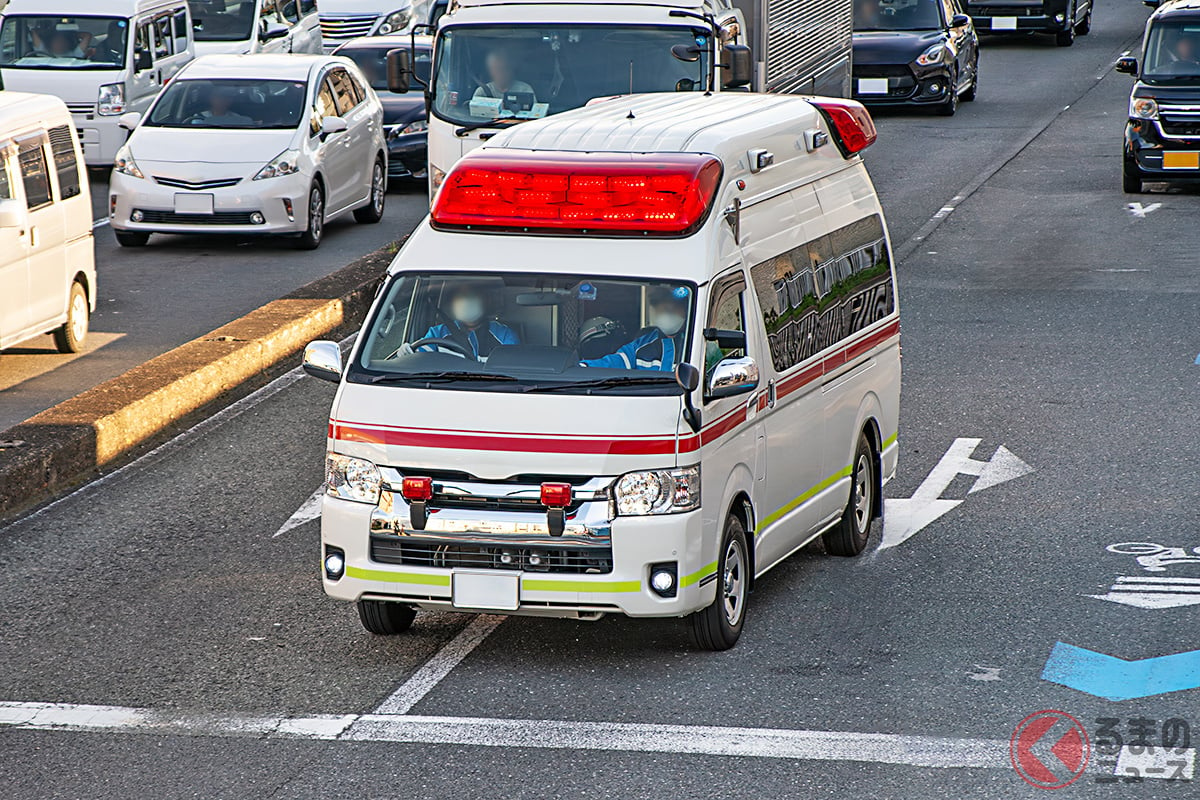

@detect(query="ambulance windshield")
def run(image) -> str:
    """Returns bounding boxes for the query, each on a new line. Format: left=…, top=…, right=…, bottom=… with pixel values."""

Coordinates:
left=351, top=271, right=697, bottom=393
left=431, top=24, right=711, bottom=127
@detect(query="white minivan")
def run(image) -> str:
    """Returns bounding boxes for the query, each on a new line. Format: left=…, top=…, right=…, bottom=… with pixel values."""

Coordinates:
left=304, top=93, right=901, bottom=650
left=189, top=0, right=322, bottom=57
left=0, top=0, right=195, bottom=166
left=0, top=92, right=96, bottom=353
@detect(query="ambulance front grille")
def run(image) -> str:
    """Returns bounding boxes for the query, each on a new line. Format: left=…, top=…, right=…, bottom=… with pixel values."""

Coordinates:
left=370, top=535, right=613, bottom=574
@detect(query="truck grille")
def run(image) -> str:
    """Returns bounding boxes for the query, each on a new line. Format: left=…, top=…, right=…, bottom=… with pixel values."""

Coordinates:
left=319, top=13, right=377, bottom=40
left=66, top=102, right=95, bottom=115
left=370, top=535, right=613, bottom=574
left=154, top=176, right=243, bottom=190
left=135, top=210, right=258, bottom=225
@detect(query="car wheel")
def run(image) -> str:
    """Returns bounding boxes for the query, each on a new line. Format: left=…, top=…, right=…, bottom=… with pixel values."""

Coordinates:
left=822, top=432, right=877, bottom=557
left=1056, top=3, right=1076, bottom=46
left=53, top=281, right=89, bottom=354
left=353, top=158, right=386, bottom=224
left=357, top=599, right=417, bottom=635
left=294, top=183, right=324, bottom=250
left=1076, top=5, right=1092, bottom=35
left=1122, top=158, right=1144, bottom=194
left=962, top=58, right=978, bottom=102
left=688, top=514, right=749, bottom=651
left=936, top=70, right=959, bottom=116
left=114, top=230, right=149, bottom=248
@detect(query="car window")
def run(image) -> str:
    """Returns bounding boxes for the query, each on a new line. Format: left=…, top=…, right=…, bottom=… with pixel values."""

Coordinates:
left=346, top=69, right=369, bottom=105
left=0, top=154, right=12, bottom=201
left=279, top=0, right=300, bottom=25
left=329, top=68, right=358, bottom=114
left=299, top=0, right=317, bottom=14
left=312, top=75, right=338, bottom=133
left=48, top=125, right=81, bottom=200
left=135, top=19, right=153, bottom=65
left=18, top=139, right=52, bottom=210
left=154, top=14, right=174, bottom=58
left=705, top=276, right=747, bottom=385
left=173, top=8, right=190, bottom=51
left=260, top=0, right=281, bottom=30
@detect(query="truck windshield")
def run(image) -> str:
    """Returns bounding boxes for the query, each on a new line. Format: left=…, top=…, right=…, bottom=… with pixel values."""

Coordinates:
left=189, top=0, right=258, bottom=42
left=351, top=271, right=697, bottom=394
left=431, top=25, right=710, bottom=127
left=145, top=79, right=308, bottom=129
left=0, top=15, right=129, bottom=69
left=1142, top=21, right=1200, bottom=83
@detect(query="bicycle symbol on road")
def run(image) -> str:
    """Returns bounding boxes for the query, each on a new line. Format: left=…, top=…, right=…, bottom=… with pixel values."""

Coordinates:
left=1106, top=542, right=1200, bottom=572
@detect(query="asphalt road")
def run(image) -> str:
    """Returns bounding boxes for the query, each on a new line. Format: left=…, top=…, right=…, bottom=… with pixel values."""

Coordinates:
left=4, top=2, right=1198, bottom=797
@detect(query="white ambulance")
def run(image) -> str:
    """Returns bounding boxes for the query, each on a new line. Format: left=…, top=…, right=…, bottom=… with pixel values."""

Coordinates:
left=304, top=92, right=900, bottom=650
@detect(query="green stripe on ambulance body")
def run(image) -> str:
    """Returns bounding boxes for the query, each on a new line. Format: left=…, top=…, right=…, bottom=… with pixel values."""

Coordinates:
left=755, top=465, right=854, bottom=536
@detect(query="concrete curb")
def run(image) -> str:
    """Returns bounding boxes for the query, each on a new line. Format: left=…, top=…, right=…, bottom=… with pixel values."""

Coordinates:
left=0, top=240, right=399, bottom=518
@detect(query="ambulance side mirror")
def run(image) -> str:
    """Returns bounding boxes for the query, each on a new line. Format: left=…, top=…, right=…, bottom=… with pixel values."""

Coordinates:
left=675, top=363, right=702, bottom=433
left=303, top=340, right=343, bottom=383
left=707, top=356, right=759, bottom=399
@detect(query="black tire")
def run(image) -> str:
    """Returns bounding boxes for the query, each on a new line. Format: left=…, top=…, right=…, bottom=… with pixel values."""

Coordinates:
left=1076, top=5, right=1091, bottom=35
left=1123, top=158, right=1144, bottom=194
left=53, top=281, right=89, bottom=354
left=962, top=58, right=978, bottom=102
left=1056, top=4, right=1076, bottom=47
left=823, top=432, right=878, bottom=557
left=294, top=182, right=325, bottom=250
left=688, top=514, right=749, bottom=651
left=936, top=71, right=959, bottom=116
left=357, top=599, right=416, bottom=635
left=114, top=230, right=149, bottom=247
left=353, top=158, right=387, bottom=224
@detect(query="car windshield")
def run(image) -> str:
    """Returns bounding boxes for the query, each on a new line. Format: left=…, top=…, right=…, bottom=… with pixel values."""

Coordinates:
left=337, top=45, right=432, bottom=92
left=0, top=15, right=129, bottom=69
left=350, top=271, right=697, bottom=394
left=431, top=24, right=710, bottom=127
left=145, top=78, right=308, bottom=129
left=1142, top=21, right=1200, bottom=82
left=189, top=0, right=258, bottom=42
left=854, top=0, right=942, bottom=32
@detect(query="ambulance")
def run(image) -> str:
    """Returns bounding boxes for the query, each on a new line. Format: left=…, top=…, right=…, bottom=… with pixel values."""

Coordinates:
left=304, top=92, right=901, bottom=650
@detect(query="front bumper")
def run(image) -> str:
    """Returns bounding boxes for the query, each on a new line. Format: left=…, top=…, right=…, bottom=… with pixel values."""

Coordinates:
left=72, top=114, right=128, bottom=167
left=320, top=493, right=717, bottom=619
left=852, top=66, right=955, bottom=106
left=967, top=4, right=1071, bottom=33
left=1126, top=118, right=1200, bottom=182
left=387, top=133, right=428, bottom=181
left=109, top=169, right=312, bottom=235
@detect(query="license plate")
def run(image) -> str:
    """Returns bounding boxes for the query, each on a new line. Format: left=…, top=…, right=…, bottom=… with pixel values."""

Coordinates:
left=452, top=571, right=519, bottom=611
left=992, top=17, right=1018, bottom=30
left=857, top=78, right=889, bottom=95
left=1162, top=151, right=1200, bottom=170
left=174, top=193, right=214, bottom=214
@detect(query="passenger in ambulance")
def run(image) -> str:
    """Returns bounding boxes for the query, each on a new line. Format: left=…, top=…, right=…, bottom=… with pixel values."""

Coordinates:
left=581, top=287, right=689, bottom=371
left=404, top=284, right=519, bottom=360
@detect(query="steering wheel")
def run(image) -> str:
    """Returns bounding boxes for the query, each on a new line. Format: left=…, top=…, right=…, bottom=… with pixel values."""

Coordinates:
left=27, top=49, right=51, bottom=57
left=407, top=337, right=476, bottom=359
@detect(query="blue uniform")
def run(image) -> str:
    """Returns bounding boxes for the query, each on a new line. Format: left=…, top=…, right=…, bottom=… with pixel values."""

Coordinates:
left=421, top=320, right=519, bottom=358
left=583, top=330, right=678, bottom=371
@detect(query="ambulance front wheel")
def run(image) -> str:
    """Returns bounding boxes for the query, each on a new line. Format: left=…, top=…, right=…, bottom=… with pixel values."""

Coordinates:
left=357, top=599, right=416, bottom=635
left=688, top=514, right=748, bottom=651
left=823, top=432, right=877, bottom=557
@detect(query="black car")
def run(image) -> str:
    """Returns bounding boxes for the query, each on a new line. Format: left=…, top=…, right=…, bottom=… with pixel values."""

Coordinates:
left=964, top=0, right=1093, bottom=47
left=334, top=37, right=434, bottom=185
left=1117, top=1, right=1200, bottom=193
left=852, top=0, right=980, bottom=116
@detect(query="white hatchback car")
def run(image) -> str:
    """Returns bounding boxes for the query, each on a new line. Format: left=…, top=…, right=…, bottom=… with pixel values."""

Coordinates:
left=109, top=53, right=387, bottom=249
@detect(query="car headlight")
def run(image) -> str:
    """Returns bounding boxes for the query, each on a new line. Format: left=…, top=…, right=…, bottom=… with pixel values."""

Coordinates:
left=377, top=9, right=411, bottom=34
left=113, top=144, right=144, bottom=179
left=98, top=83, right=125, bottom=116
left=326, top=453, right=382, bottom=504
left=915, top=44, right=950, bottom=67
left=1130, top=97, right=1158, bottom=120
left=398, top=119, right=427, bottom=135
left=254, top=148, right=302, bottom=181
left=614, top=465, right=700, bottom=516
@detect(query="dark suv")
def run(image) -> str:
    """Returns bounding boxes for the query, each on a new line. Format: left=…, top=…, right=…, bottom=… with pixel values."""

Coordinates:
left=965, top=0, right=1093, bottom=46
left=1118, top=1, right=1200, bottom=193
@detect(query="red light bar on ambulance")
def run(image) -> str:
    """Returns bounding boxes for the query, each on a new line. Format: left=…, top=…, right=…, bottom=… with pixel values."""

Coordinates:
left=430, top=151, right=723, bottom=236
left=810, top=99, right=878, bottom=158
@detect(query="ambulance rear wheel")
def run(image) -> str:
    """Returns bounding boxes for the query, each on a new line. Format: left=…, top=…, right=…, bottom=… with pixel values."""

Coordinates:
left=357, top=599, right=416, bottom=634
left=823, top=432, right=877, bottom=557
left=688, top=514, right=748, bottom=651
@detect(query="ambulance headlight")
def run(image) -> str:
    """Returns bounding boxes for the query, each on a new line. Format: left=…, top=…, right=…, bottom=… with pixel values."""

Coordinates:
left=326, top=453, right=382, bottom=504
left=614, top=466, right=700, bottom=516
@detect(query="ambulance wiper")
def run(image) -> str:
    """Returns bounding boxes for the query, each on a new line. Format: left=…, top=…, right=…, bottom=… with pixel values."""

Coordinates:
left=369, top=371, right=517, bottom=384
left=523, top=375, right=677, bottom=393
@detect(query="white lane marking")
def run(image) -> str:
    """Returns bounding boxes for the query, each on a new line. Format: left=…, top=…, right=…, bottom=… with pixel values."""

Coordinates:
left=1114, top=744, right=1196, bottom=781
left=92, top=218, right=110, bottom=229
left=967, top=665, right=1002, bottom=682
left=881, top=438, right=1033, bottom=550
left=0, top=700, right=1010, bottom=769
left=1127, top=202, right=1162, bottom=218
left=10, top=333, right=356, bottom=527
left=373, top=615, right=505, bottom=715
left=273, top=486, right=324, bottom=537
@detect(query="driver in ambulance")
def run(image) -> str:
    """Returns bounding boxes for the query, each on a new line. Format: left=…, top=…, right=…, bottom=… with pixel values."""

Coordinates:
left=582, top=286, right=690, bottom=371
left=411, top=284, right=519, bottom=359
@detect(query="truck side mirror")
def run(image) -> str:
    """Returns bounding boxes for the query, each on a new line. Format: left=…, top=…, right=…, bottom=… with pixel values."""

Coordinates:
left=261, top=21, right=289, bottom=41
left=721, top=44, right=752, bottom=89
left=1116, top=57, right=1139, bottom=75
left=135, top=49, right=153, bottom=72
left=387, top=48, right=412, bottom=94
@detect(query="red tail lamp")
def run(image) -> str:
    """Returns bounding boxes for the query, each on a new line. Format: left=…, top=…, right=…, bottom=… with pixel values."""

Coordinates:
left=430, top=151, right=723, bottom=236
left=540, top=482, right=573, bottom=508
left=810, top=99, right=878, bottom=157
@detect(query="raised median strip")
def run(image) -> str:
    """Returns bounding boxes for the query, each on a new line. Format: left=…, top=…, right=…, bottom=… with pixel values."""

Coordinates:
left=0, top=241, right=400, bottom=519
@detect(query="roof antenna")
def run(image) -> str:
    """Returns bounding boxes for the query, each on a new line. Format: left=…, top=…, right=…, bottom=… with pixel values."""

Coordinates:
left=627, top=109, right=636, bottom=120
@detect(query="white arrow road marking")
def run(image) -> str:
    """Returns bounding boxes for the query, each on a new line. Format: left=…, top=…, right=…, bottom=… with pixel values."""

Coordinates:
left=1088, top=576, right=1200, bottom=609
left=881, top=438, right=1033, bottom=550
left=1127, top=202, right=1162, bottom=218
left=273, top=486, right=324, bottom=538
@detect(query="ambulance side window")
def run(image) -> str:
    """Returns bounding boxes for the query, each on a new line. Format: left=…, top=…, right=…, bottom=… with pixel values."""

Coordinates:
left=705, top=274, right=747, bottom=383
